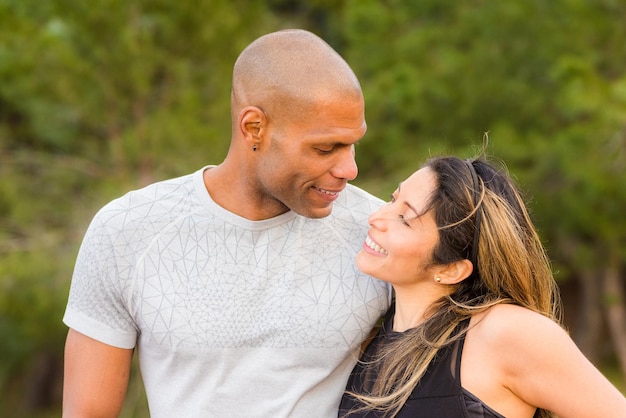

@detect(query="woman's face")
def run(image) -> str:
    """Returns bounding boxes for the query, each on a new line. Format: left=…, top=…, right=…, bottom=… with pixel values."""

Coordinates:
left=356, top=167, right=441, bottom=287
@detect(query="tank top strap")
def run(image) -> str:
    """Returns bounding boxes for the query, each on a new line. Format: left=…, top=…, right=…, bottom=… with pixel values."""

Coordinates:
left=450, top=318, right=471, bottom=384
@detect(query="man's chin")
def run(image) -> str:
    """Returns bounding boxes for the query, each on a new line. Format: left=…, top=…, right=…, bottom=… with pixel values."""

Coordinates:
left=293, top=204, right=333, bottom=219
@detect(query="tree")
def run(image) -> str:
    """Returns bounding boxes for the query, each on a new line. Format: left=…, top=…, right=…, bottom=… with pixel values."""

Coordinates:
left=342, top=0, right=626, bottom=375
left=1, top=0, right=625, bottom=415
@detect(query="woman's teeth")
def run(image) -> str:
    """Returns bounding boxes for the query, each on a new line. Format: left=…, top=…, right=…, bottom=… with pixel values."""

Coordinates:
left=365, top=235, right=388, bottom=255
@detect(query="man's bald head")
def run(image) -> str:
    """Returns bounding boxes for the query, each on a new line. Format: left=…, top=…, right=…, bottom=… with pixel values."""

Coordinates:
left=231, top=29, right=363, bottom=126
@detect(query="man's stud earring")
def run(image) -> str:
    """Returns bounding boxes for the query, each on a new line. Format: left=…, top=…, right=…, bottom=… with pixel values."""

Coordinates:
left=252, top=144, right=258, bottom=151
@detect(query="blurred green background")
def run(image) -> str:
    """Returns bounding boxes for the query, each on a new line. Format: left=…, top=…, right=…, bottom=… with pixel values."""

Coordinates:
left=1, top=0, right=625, bottom=416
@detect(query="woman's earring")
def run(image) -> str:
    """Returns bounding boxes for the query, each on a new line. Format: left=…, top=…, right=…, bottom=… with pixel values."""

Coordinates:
left=252, top=144, right=258, bottom=151
left=434, top=276, right=442, bottom=283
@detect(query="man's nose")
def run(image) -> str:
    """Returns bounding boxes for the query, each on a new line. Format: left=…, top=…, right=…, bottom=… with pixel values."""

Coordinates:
left=331, top=146, right=358, bottom=180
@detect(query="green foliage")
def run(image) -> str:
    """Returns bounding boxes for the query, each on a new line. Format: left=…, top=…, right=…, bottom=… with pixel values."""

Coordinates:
left=1, top=0, right=626, bottom=415
left=345, top=0, right=626, bottom=270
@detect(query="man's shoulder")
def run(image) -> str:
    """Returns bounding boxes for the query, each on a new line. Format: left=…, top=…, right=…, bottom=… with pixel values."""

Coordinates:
left=344, top=184, right=384, bottom=205
left=90, top=170, right=200, bottom=233
left=324, top=184, right=383, bottom=228
left=345, top=183, right=382, bottom=200
left=336, top=183, right=384, bottom=211
left=106, top=171, right=197, bottom=210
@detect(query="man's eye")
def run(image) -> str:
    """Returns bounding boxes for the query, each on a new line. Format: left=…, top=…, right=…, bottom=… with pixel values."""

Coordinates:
left=316, top=148, right=333, bottom=154
left=388, top=194, right=396, bottom=203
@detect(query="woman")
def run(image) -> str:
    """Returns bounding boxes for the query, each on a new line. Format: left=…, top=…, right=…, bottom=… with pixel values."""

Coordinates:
left=339, top=156, right=626, bottom=418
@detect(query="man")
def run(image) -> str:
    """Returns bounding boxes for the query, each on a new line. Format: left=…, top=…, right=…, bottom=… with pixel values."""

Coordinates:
left=62, top=29, right=390, bottom=418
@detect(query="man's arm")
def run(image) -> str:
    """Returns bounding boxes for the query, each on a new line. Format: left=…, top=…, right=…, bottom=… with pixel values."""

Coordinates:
left=63, top=329, right=134, bottom=418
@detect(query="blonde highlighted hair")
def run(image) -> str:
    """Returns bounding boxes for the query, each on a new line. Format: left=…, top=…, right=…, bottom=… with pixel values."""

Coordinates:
left=344, top=156, right=561, bottom=418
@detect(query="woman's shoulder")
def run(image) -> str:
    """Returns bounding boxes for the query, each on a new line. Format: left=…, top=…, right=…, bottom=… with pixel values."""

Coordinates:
left=465, top=306, right=626, bottom=417
left=470, top=303, right=565, bottom=351
left=473, top=303, right=560, bottom=330
left=462, top=304, right=574, bottom=416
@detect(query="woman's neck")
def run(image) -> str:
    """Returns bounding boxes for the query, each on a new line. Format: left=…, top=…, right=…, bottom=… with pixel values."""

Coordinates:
left=392, top=283, right=450, bottom=332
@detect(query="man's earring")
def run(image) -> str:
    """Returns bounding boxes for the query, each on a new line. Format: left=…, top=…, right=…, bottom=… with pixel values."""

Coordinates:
left=252, top=144, right=258, bottom=151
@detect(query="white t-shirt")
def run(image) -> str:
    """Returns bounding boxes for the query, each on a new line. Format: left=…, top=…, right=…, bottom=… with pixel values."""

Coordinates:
left=64, top=167, right=391, bottom=418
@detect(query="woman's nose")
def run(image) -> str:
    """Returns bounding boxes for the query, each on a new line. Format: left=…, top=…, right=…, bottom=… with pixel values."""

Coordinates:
left=368, top=204, right=389, bottom=229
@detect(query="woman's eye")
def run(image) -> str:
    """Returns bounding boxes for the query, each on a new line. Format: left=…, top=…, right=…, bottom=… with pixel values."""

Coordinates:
left=388, top=194, right=396, bottom=203
left=399, top=214, right=410, bottom=226
left=316, top=148, right=333, bottom=154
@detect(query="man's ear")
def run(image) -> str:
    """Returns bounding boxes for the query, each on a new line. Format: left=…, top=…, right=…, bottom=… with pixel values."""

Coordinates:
left=437, top=259, right=474, bottom=285
left=239, top=106, right=267, bottom=144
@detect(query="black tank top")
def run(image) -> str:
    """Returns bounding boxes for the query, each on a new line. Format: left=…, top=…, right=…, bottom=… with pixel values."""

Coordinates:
left=339, top=309, right=505, bottom=418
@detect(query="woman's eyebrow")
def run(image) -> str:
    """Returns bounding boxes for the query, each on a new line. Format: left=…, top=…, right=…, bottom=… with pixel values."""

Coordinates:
left=397, top=182, right=420, bottom=217
left=404, top=201, right=419, bottom=217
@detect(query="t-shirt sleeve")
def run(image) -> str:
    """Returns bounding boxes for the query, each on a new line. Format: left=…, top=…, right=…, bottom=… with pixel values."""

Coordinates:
left=63, top=207, right=138, bottom=349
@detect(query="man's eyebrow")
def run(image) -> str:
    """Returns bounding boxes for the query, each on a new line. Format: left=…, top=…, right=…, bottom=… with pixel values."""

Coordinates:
left=312, top=139, right=358, bottom=147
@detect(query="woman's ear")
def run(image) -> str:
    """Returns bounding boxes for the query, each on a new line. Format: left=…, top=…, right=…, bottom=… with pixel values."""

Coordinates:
left=437, top=259, right=474, bottom=285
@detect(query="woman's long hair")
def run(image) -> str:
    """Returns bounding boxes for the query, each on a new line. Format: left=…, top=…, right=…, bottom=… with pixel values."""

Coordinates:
left=345, top=156, right=562, bottom=418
